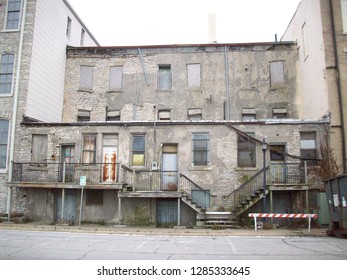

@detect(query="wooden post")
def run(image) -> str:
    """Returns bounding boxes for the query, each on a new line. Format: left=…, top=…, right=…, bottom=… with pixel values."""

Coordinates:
left=118, top=197, right=122, bottom=225
left=177, top=198, right=181, bottom=226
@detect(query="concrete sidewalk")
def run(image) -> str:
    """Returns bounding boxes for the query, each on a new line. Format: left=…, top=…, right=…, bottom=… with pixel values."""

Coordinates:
left=0, top=222, right=328, bottom=237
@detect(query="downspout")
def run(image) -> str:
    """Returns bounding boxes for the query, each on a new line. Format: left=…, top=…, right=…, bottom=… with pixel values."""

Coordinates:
left=7, top=0, right=28, bottom=221
left=224, top=46, right=230, bottom=120
left=328, top=0, right=347, bottom=173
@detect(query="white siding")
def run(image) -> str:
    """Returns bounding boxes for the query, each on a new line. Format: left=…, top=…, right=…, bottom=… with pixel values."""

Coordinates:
left=25, top=0, right=97, bottom=122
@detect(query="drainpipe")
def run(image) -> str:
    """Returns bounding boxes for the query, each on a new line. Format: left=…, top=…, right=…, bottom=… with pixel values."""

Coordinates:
left=7, top=0, right=28, bottom=221
left=329, top=0, right=347, bottom=173
left=224, top=46, right=230, bottom=120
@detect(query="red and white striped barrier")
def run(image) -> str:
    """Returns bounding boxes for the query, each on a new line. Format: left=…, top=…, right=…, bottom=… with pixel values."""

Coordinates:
left=248, top=213, right=318, bottom=232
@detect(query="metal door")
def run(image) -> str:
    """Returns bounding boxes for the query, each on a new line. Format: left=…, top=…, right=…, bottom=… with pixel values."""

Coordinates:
left=156, top=199, right=178, bottom=227
left=55, top=189, right=77, bottom=224
left=60, top=145, right=75, bottom=182
left=162, top=145, right=178, bottom=190
left=102, top=147, right=117, bottom=182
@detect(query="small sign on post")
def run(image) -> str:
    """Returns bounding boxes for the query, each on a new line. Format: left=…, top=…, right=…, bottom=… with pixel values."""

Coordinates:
left=78, top=176, right=87, bottom=226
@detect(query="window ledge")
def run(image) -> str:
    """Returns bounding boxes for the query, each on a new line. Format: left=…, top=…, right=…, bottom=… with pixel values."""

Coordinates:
left=0, top=93, right=13, bottom=97
left=234, top=167, right=258, bottom=171
left=78, top=89, right=94, bottom=93
left=188, top=166, right=213, bottom=171
left=1, top=29, right=20, bottom=33
left=106, top=90, right=123, bottom=93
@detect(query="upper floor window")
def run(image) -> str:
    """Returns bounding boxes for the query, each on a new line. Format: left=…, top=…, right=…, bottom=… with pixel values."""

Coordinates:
left=77, top=109, right=90, bottom=122
left=300, top=131, right=317, bottom=165
left=66, top=17, right=72, bottom=38
left=237, top=133, right=256, bottom=168
left=132, top=135, right=145, bottom=166
left=158, top=110, right=171, bottom=121
left=158, top=65, right=171, bottom=90
left=31, top=134, right=48, bottom=164
left=242, top=108, right=256, bottom=121
left=82, top=134, right=97, bottom=164
left=80, top=29, right=85, bottom=46
left=0, top=120, right=9, bottom=169
left=270, top=144, right=286, bottom=161
left=341, top=0, right=347, bottom=33
left=188, top=108, right=202, bottom=120
left=192, top=133, right=209, bottom=166
left=269, top=61, right=285, bottom=88
left=106, top=107, right=120, bottom=121
left=79, top=65, right=93, bottom=91
left=0, top=53, right=15, bottom=95
left=6, top=0, right=22, bottom=30
left=109, top=66, right=123, bottom=91
left=187, top=63, right=201, bottom=88
left=273, top=108, right=287, bottom=119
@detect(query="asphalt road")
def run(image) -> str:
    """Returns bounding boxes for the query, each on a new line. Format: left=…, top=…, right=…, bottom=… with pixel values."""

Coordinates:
left=0, top=229, right=346, bottom=260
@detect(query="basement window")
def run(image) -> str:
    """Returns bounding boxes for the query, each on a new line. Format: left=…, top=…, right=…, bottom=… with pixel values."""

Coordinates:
left=86, top=190, right=103, bottom=206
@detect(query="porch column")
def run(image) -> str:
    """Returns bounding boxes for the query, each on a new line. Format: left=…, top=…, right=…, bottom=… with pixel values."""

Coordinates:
left=305, top=189, right=309, bottom=213
left=270, top=189, right=273, bottom=224
left=177, top=198, right=181, bottom=226
left=118, top=197, right=122, bottom=225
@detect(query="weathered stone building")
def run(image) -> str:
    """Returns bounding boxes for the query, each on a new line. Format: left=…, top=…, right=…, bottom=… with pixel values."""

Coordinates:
left=0, top=0, right=98, bottom=217
left=8, top=43, right=329, bottom=226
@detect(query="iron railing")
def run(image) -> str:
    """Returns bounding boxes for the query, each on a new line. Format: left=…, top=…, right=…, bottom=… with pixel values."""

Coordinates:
left=11, top=162, right=125, bottom=184
left=133, top=170, right=179, bottom=191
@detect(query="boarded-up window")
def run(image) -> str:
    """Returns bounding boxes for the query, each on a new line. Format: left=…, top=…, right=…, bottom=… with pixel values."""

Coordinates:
left=77, top=109, right=90, bottom=122
left=0, top=53, right=15, bottom=94
left=158, top=65, right=171, bottom=90
left=192, top=133, right=209, bottom=166
left=109, top=66, right=123, bottom=91
left=31, top=134, right=48, bottom=163
left=6, top=0, right=22, bottom=30
left=237, top=133, right=256, bottom=167
left=132, top=135, right=145, bottom=166
left=82, top=134, right=96, bottom=164
left=80, top=65, right=93, bottom=91
left=273, top=108, right=287, bottom=119
left=86, top=190, right=103, bottom=206
left=270, top=61, right=285, bottom=88
left=188, top=108, right=202, bottom=120
left=158, top=110, right=171, bottom=120
left=242, top=108, right=256, bottom=121
left=0, top=120, right=9, bottom=169
left=187, top=64, right=201, bottom=88
left=300, top=132, right=317, bottom=165
left=106, top=108, right=120, bottom=121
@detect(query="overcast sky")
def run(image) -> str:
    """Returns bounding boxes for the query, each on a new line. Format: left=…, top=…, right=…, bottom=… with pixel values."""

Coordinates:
left=68, top=0, right=301, bottom=46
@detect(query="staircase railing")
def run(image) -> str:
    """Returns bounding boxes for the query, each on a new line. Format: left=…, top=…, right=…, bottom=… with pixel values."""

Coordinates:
left=179, top=173, right=211, bottom=210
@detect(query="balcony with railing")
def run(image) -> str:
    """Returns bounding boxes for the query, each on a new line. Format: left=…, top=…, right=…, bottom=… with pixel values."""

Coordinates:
left=10, top=162, right=132, bottom=189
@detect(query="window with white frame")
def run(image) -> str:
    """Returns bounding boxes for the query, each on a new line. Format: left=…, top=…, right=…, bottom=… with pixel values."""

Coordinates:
left=0, top=53, right=15, bottom=95
left=6, top=0, right=22, bottom=30
left=79, top=65, right=93, bottom=91
left=192, top=133, right=209, bottom=166
left=0, top=120, right=9, bottom=169
left=82, top=134, right=97, bottom=164
left=109, top=66, right=123, bottom=91
left=31, top=134, right=48, bottom=164
left=158, top=65, right=172, bottom=90
left=187, top=63, right=201, bottom=88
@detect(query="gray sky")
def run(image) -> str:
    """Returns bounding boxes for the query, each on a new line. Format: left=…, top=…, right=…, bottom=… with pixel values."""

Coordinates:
left=68, top=0, right=301, bottom=46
